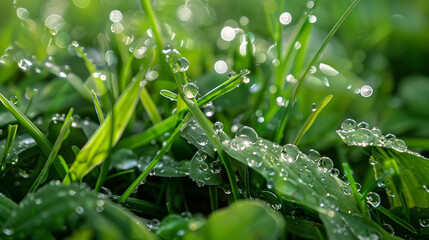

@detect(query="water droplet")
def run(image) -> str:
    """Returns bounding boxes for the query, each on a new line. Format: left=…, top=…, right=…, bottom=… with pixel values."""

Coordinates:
left=9, top=96, right=18, bottom=104
left=308, top=15, right=317, bottom=23
left=198, top=162, right=208, bottom=171
left=310, top=65, right=317, bottom=74
left=176, top=57, right=190, bottom=72
left=146, top=70, right=159, bottom=81
left=210, top=160, right=222, bottom=173
left=319, top=63, right=339, bottom=76
left=281, top=144, right=299, bottom=163
left=331, top=168, right=340, bottom=177
left=203, top=102, right=215, bottom=117
left=16, top=8, right=29, bottom=20
left=294, top=41, right=301, bottom=49
left=357, top=121, right=369, bottom=129
left=366, top=192, right=381, bottom=207
left=75, top=206, right=85, bottom=214
left=307, top=149, right=320, bottom=162
left=320, top=194, right=339, bottom=210
left=392, top=139, right=407, bottom=152
left=360, top=85, right=373, bottom=97
left=213, top=121, right=224, bottom=133
left=221, top=26, right=236, bottom=41
left=183, top=83, right=199, bottom=98
left=105, top=50, right=117, bottom=66
left=235, top=126, right=258, bottom=144
left=385, top=134, right=396, bottom=144
left=318, top=157, right=333, bottom=172
left=382, top=223, right=394, bottom=235
left=160, top=89, right=178, bottom=101
left=59, top=72, right=67, bottom=78
left=18, top=59, right=32, bottom=71
left=279, top=12, right=292, bottom=25
left=228, top=71, right=237, bottom=78
left=352, top=128, right=374, bottom=147
left=301, top=169, right=314, bottom=186
left=109, top=10, right=123, bottom=23
left=195, top=180, right=204, bottom=187
left=3, top=228, right=14, bottom=235
left=369, top=156, right=377, bottom=165
left=341, top=119, right=356, bottom=131
left=177, top=6, right=192, bottom=22
left=419, top=218, right=429, bottom=228
left=214, top=60, right=228, bottom=74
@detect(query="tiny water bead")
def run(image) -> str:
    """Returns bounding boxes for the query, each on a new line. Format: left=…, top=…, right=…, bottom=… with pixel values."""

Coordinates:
left=213, top=121, right=224, bottom=133
left=109, top=10, right=123, bottom=23
left=183, top=83, right=199, bottom=98
left=281, top=144, right=299, bottom=163
left=308, top=15, right=317, bottom=23
left=360, top=85, right=373, bottom=97
left=160, top=90, right=177, bottom=101
left=294, top=41, right=302, bottom=50
left=318, top=157, right=334, bottom=172
left=9, top=96, right=18, bottom=104
left=279, top=12, right=292, bottom=25
left=235, top=126, right=258, bottom=144
left=319, top=63, right=339, bottom=76
left=366, top=192, right=381, bottom=207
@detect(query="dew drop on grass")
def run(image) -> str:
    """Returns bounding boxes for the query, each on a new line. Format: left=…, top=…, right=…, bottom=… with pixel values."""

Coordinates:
left=198, top=162, right=208, bottom=171
left=177, top=6, right=192, bottom=22
left=306, top=1, right=315, bottom=8
left=228, top=71, right=237, bottom=78
left=9, top=96, right=18, bottom=104
left=183, top=83, right=199, bottom=98
left=220, top=26, right=235, bottom=41
left=320, top=193, right=339, bottom=210
left=160, top=89, right=178, bottom=101
left=109, top=10, right=123, bottom=23
left=235, top=126, right=258, bottom=144
left=357, top=121, right=369, bottom=129
left=318, top=157, right=333, bottom=172
left=203, top=102, right=215, bottom=117
left=419, top=219, right=429, bottom=228
left=319, top=63, right=339, bottom=76
left=310, top=65, right=317, bottom=74
left=392, top=139, right=407, bottom=152
left=382, top=223, right=395, bottom=235
left=210, top=160, right=222, bottom=173
left=214, top=60, right=228, bottom=74
left=294, top=41, right=301, bottom=49
left=279, top=12, right=292, bottom=25
left=16, top=7, right=29, bottom=20
left=352, top=128, right=374, bottom=147
left=343, top=185, right=352, bottom=195
left=176, top=57, right=190, bottom=72
left=300, top=169, right=314, bottom=186
left=307, top=149, right=321, bottom=162
left=213, top=121, right=224, bottom=133
left=341, top=118, right=356, bottom=131
left=3, top=228, right=14, bottom=236
left=146, top=70, right=159, bottom=81
left=366, top=192, right=381, bottom=207
left=331, top=168, right=340, bottom=177
left=281, top=144, right=299, bottom=163
left=360, top=85, right=373, bottom=97
left=75, top=206, right=85, bottom=214
left=18, top=59, right=32, bottom=71
left=308, top=15, right=317, bottom=23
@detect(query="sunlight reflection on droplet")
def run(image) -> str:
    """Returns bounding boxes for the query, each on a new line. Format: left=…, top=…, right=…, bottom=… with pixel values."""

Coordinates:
left=319, top=63, right=339, bottom=76
left=214, top=60, right=228, bottom=74
left=221, top=26, right=236, bottom=41
left=109, top=10, right=122, bottom=23
left=279, top=12, right=292, bottom=25
left=360, top=85, right=373, bottom=97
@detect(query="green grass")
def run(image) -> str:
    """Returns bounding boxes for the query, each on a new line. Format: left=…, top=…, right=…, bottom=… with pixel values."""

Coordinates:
left=0, top=0, right=429, bottom=239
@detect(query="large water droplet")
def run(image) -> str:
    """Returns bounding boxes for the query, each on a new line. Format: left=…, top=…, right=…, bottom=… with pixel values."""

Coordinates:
left=307, top=149, right=320, bottom=162
left=318, top=157, right=333, bottom=172
left=160, top=89, right=178, bottom=101
left=281, top=144, right=299, bottom=163
left=319, top=63, right=339, bottom=76
left=352, top=128, right=374, bottom=147
left=360, top=85, right=373, bottom=97
left=279, top=12, right=292, bottom=25
left=109, top=10, right=123, bottom=23
left=183, top=83, right=199, bottom=98
left=176, top=57, right=190, bottom=72
left=220, top=26, right=236, bottom=41
left=392, top=139, right=407, bottom=152
left=341, top=118, right=356, bottom=131
left=366, top=192, right=381, bottom=207
left=235, top=126, right=258, bottom=144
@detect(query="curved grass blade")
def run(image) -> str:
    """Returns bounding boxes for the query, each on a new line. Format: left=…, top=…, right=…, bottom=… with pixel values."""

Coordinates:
left=294, top=94, right=333, bottom=145
left=0, top=93, right=65, bottom=177
left=0, top=194, right=17, bottom=226
left=141, top=85, right=162, bottom=124
left=63, top=79, right=142, bottom=184
left=91, top=90, right=104, bottom=124
left=28, top=108, right=74, bottom=194
left=275, top=0, right=361, bottom=144
left=0, top=124, right=18, bottom=171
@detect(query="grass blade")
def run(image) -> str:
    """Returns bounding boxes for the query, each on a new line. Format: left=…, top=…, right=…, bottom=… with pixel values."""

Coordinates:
left=275, top=0, right=361, bottom=143
left=0, top=93, right=65, bottom=177
left=343, top=162, right=368, bottom=217
left=28, top=108, right=74, bottom=193
left=140, top=86, right=162, bottom=124
left=376, top=205, right=417, bottom=234
left=141, top=0, right=164, bottom=50
left=0, top=124, right=18, bottom=171
left=92, top=90, right=105, bottom=124
left=63, top=79, right=142, bottom=183
left=294, top=94, right=333, bottom=145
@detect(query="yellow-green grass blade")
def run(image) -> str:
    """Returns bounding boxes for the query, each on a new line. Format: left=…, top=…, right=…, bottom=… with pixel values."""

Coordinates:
left=63, top=79, right=142, bottom=183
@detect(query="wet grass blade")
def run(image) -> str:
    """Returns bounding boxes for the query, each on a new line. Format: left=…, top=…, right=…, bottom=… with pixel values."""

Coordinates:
left=294, top=94, right=333, bottom=145
left=376, top=205, right=417, bottom=234
left=0, top=93, right=65, bottom=177
left=28, top=108, right=74, bottom=194
left=63, top=79, right=142, bottom=184
left=0, top=124, right=18, bottom=170
left=141, top=0, right=164, bottom=50
left=275, top=0, right=361, bottom=143
left=24, top=88, right=38, bottom=115
left=140, top=86, right=162, bottom=124
left=116, top=70, right=250, bottom=150
left=92, top=90, right=104, bottom=124
left=343, top=162, right=368, bottom=216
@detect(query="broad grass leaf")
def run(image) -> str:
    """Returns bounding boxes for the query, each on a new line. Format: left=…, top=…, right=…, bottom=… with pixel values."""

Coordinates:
left=156, top=214, right=205, bottom=240
left=0, top=182, right=155, bottom=239
left=189, top=150, right=221, bottom=185
left=64, top=79, right=141, bottom=183
left=0, top=193, right=17, bottom=226
left=185, top=200, right=285, bottom=240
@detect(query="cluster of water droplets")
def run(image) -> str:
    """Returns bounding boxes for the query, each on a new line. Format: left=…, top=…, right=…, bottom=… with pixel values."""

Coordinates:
left=337, top=118, right=409, bottom=153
